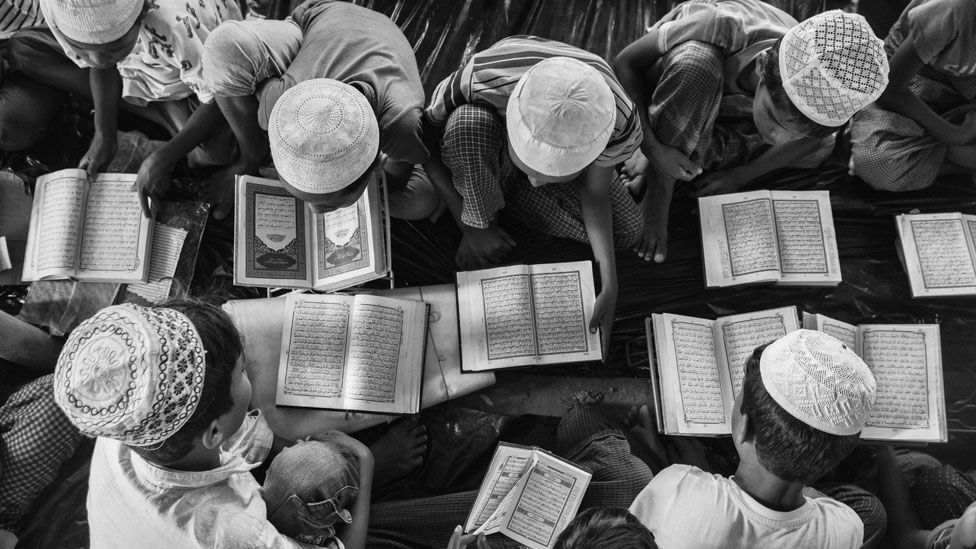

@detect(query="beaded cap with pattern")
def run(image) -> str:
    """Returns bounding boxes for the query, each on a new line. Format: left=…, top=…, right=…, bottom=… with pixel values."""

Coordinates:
left=53, top=304, right=207, bottom=447
left=780, top=10, right=889, bottom=127
left=760, top=329, right=876, bottom=436
left=42, top=0, right=143, bottom=45
left=506, top=56, right=615, bottom=177
left=269, top=78, right=379, bottom=195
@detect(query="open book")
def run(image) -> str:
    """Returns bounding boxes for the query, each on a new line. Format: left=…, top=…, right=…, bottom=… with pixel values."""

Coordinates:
left=276, top=292, right=428, bottom=414
left=699, top=190, right=840, bottom=287
left=457, top=261, right=602, bottom=371
left=896, top=212, right=976, bottom=297
left=234, top=175, right=390, bottom=291
left=803, top=313, right=947, bottom=443
left=464, top=443, right=591, bottom=549
left=646, top=306, right=800, bottom=436
left=22, top=169, right=152, bottom=283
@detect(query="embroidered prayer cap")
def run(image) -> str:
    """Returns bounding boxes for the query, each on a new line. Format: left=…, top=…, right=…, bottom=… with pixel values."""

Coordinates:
left=268, top=78, right=379, bottom=196
left=43, top=0, right=143, bottom=45
left=780, top=10, right=888, bottom=127
left=760, top=329, right=876, bottom=436
left=53, top=304, right=207, bottom=447
left=506, top=56, right=615, bottom=178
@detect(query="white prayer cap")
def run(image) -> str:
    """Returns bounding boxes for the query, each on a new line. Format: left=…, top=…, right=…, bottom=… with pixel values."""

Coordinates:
left=42, top=0, right=143, bottom=45
left=54, top=304, right=207, bottom=447
left=506, top=56, right=615, bottom=177
left=268, top=78, right=379, bottom=196
left=760, top=329, right=876, bottom=436
left=780, top=10, right=888, bottom=127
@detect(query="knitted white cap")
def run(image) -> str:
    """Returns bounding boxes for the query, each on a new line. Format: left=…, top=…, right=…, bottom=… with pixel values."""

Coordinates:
left=43, top=0, right=143, bottom=45
left=780, top=10, right=888, bottom=127
left=268, top=78, right=379, bottom=195
left=760, top=329, right=876, bottom=436
left=506, top=57, right=615, bottom=177
left=54, top=304, right=207, bottom=447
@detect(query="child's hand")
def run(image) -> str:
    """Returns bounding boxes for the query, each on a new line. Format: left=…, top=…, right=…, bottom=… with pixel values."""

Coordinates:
left=645, top=140, right=701, bottom=182
left=200, top=166, right=237, bottom=220
left=309, top=431, right=373, bottom=463
left=447, top=526, right=489, bottom=549
left=456, top=225, right=515, bottom=269
left=951, top=501, right=976, bottom=549
left=589, top=284, right=617, bottom=358
left=79, top=133, right=118, bottom=183
left=133, top=151, right=175, bottom=218
left=691, top=169, right=745, bottom=197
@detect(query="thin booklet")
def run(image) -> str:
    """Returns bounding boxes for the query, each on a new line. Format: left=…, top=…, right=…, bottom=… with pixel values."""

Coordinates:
left=457, top=260, right=602, bottom=371
left=699, top=190, right=841, bottom=287
left=276, top=292, right=428, bottom=414
left=234, top=175, right=391, bottom=291
left=464, top=443, right=591, bottom=549
left=895, top=212, right=976, bottom=297
left=646, top=306, right=800, bottom=436
left=22, top=169, right=152, bottom=283
left=803, top=313, right=946, bottom=443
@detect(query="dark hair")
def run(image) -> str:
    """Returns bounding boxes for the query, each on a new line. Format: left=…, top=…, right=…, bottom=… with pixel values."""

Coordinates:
left=130, top=296, right=242, bottom=465
left=553, top=507, right=657, bottom=549
left=740, top=343, right=859, bottom=484
left=760, top=38, right=836, bottom=139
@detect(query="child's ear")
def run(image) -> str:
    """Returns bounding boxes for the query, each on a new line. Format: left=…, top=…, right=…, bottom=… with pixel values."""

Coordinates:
left=732, top=401, right=753, bottom=446
left=200, top=419, right=226, bottom=450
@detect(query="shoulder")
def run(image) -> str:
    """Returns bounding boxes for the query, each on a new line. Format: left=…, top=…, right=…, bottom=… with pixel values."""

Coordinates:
left=804, top=495, right=864, bottom=542
left=631, top=465, right=722, bottom=510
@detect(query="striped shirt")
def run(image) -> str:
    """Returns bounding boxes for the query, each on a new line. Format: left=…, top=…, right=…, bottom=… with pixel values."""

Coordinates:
left=0, top=0, right=42, bottom=39
left=426, top=36, right=642, bottom=167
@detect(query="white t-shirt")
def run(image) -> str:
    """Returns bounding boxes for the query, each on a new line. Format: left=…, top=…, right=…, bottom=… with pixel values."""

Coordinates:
left=629, top=465, right=863, bottom=549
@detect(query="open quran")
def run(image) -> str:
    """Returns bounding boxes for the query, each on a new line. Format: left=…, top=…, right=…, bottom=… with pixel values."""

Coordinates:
left=896, top=212, right=976, bottom=298
left=22, top=169, right=153, bottom=283
left=803, top=313, right=947, bottom=443
left=646, top=306, right=800, bottom=436
left=457, top=261, right=603, bottom=371
left=234, top=175, right=390, bottom=292
left=699, top=190, right=841, bottom=287
left=276, top=292, right=428, bottom=414
left=464, top=443, right=591, bottom=549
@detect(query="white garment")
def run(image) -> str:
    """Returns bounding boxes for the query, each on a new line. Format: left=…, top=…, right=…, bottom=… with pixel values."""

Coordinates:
left=629, top=465, right=862, bottom=549
left=86, top=410, right=314, bottom=549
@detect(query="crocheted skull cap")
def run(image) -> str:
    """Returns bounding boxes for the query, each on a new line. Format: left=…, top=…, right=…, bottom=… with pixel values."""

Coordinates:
left=53, top=304, right=207, bottom=447
left=506, top=56, right=615, bottom=177
left=268, top=78, right=379, bottom=195
left=780, top=10, right=888, bottom=127
left=760, top=329, right=876, bottom=436
left=44, top=0, right=143, bottom=45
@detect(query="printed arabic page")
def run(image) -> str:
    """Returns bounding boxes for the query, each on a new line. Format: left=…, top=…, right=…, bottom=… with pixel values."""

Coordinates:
left=457, top=264, right=535, bottom=371
left=859, top=324, right=946, bottom=442
left=699, top=191, right=782, bottom=287
left=527, top=261, right=601, bottom=365
left=341, top=294, right=427, bottom=414
left=465, top=443, right=535, bottom=533
left=771, top=191, right=841, bottom=286
left=23, top=169, right=88, bottom=280
left=714, top=306, right=799, bottom=400
left=77, top=174, right=151, bottom=282
left=312, top=180, right=385, bottom=291
left=276, top=293, right=355, bottom=409
left=651, top=313, right=729, bottom=436
left=234, top=175, right=312, bottom=288
left=802, top=312, right=858, bottom=352
left=128, top=224, right=187, bottom=303
left=898, top=213, right=976, bottom=297
left=502, top=450, right=592, bottom=549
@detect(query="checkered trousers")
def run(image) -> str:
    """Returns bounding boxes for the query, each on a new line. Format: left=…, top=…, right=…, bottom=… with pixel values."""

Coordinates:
left=0, top=374, right=82, bottom=530
left=441, top=103, right=645, bottom=248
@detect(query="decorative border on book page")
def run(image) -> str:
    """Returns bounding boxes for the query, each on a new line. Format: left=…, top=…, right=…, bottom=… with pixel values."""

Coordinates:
left=910, top=219, right=976, bottom=290
left=671, top=321, right=726, bottom=425
left=316, top=197, right=371, bottom=278
left=771, top=199, right=828, bottom=274
left=721, top=199, right=779, bottom=277
left=864, top=329, right=931, bottom=430
left=245, top=183, right=308, bottom=280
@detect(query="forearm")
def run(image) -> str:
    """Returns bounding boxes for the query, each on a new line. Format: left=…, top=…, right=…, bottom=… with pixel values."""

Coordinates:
left=90, top=67, right=121, bottom=140
left=640, top=172, right=675, bottom=220
left=876, top=446, right=927, bottom=549
left=216, top=95, right=268, bottom=174
left=337, top=454, right=373, bottom=549
left=733, top=138, right=824, bottom=182
left=423, top=157, right=465, bottom=226
left=155, top=101, right=226, bottom=164
left=878, top=87, right=963, bottom=145
left=581, top=165, right=618, bottom=291
left=0, top=311, right=62, bottom=372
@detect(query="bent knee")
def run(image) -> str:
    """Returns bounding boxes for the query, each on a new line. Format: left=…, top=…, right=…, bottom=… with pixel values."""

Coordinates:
left=444, top=103, right=504, bottom=143
left=659, top=41, right=724, bottom=87
left=0, top=76, right=62, bottom=150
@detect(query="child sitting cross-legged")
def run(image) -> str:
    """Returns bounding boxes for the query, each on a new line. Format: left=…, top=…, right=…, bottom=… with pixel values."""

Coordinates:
left=630, top=330, right=886, bottom=548
left=53, top=300, right=374, bottom=548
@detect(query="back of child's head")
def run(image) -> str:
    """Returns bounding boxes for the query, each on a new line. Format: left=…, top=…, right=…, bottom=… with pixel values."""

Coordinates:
left=53, top=297, right=242, bottom=465
left=553, top=507, right=657, bottom=549
left=740, top=330, right=876, bottom=485
left=763, top=10, right=887, bottom=133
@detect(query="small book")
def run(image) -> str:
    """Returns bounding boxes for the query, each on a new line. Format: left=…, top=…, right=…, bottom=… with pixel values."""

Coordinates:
left=276, top=292, right=428, bottom=414
left=457, top=260, right=603, bottom=371
left=22, top=169, right=153, bottom=283
left=234, top=175, right=391, bottom=291
left=646, top=306, right=800, bottom=436
left=698, top=190, right=841, bottom=287
left=895, top=212, right=976, bottom=297
left=464, top=442, right=592, bottom=549
left=803, top=312, right=947, bottom=443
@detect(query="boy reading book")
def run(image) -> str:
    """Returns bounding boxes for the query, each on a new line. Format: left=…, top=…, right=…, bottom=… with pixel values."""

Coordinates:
left=631, top=330, right=885, bottom=548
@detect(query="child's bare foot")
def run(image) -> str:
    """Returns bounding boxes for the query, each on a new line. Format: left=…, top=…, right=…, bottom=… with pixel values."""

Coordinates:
left=626, top=405, right=668, bottom=464
left=369, top=417, right=428, bottom=486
